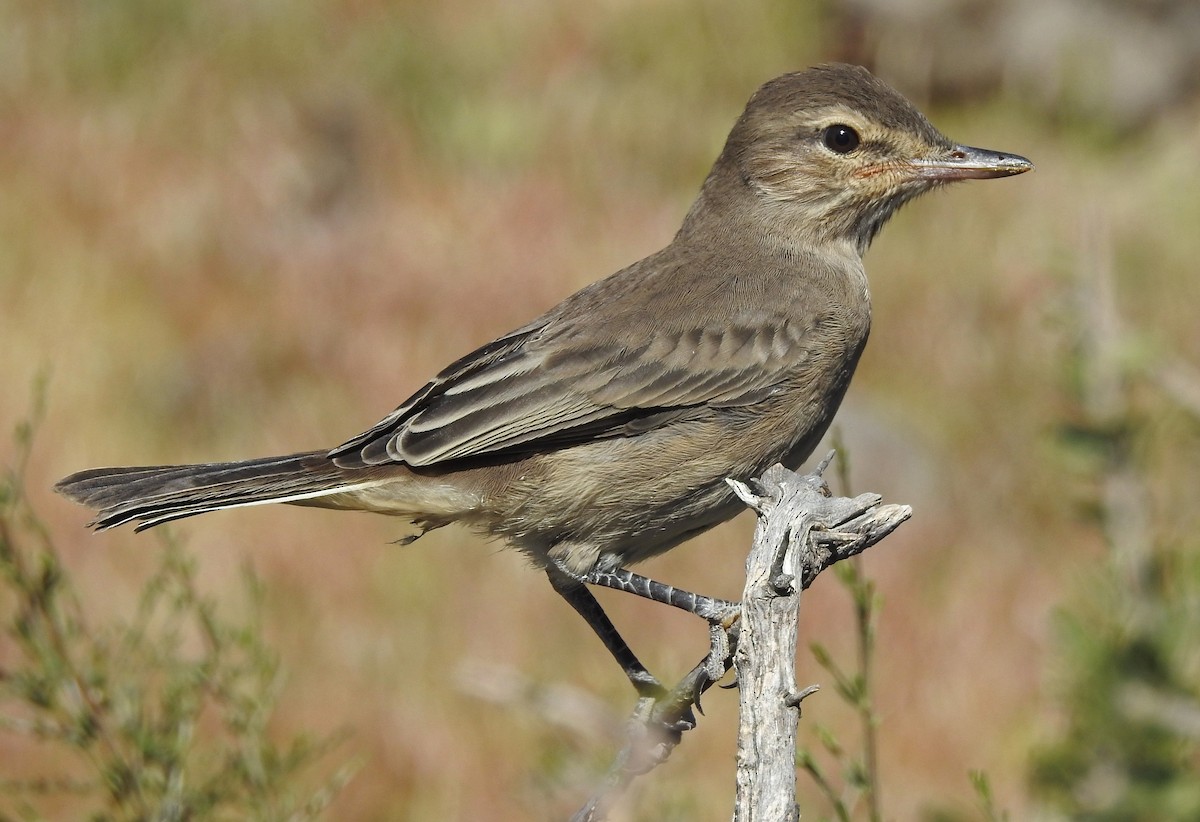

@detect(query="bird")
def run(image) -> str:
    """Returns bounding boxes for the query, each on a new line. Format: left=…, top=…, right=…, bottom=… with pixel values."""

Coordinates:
left=56, top=63, right=1031, bottom=696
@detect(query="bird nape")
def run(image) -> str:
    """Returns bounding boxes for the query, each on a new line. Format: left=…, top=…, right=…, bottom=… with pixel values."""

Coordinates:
left=56, top=63, right=1032, bottom=699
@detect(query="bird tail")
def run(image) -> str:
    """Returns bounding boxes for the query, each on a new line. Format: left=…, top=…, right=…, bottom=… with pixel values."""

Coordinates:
left=55, top=451, right=369, bottom=532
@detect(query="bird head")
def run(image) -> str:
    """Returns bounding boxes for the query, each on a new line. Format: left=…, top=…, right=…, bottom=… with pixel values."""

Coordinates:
left=707, top=64, right=1032, bottom=254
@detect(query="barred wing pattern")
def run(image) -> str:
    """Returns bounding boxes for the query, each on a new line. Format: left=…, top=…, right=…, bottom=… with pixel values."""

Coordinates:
left=329, top=311, right=815, bottom=469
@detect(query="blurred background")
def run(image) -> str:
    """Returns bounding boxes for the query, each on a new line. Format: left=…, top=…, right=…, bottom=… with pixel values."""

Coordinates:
left=2, top=0, right=1199, bottom=819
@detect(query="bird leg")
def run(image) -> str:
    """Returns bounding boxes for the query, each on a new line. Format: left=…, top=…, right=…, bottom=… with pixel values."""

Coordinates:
left=580, top=567, right=742, bottom=703
left=549, top=564, right=740, bottom=723
left=582, top=567, right=741, bottom=626
left=545, top=567, right=666, bottom=701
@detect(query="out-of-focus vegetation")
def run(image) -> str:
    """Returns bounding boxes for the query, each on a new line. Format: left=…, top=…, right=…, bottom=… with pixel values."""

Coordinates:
left=1025, top=233, right=1200, bottom=820
left=1, top=404, right=355, bottom=819
left=1, top=0, right=1198, bottom=818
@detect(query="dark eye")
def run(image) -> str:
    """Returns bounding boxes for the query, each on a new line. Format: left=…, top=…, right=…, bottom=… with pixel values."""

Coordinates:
left=823, top=124, right=860, bottom=154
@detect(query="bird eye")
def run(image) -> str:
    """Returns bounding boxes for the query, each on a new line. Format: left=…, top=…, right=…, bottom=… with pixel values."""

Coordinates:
left=823, top=124, right=860, bottom=154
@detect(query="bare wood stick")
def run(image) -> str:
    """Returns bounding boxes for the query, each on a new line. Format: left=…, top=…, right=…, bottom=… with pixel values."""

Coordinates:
left=727, top=459, right=911, bottom=822
left=569, top=457, right=910, bottom=821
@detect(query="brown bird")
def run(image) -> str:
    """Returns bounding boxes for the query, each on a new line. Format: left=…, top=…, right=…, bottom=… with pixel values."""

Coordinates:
left=56, top=64, right=1031, bottom=695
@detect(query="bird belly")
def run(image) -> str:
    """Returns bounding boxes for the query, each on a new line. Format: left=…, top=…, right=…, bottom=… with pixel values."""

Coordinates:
left=474, top=407, right=820, bottom=573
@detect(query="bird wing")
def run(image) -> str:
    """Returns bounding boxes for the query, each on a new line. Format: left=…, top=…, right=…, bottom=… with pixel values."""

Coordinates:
left=328, top=304, right=816, bottom=469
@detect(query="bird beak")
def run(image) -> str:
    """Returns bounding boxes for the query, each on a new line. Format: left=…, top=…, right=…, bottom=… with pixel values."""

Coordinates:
left=911, top=145, right=1034, bottom=181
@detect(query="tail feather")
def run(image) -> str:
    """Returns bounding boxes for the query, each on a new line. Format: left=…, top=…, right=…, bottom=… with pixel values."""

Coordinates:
left=55, top=451, right=364, bottom=531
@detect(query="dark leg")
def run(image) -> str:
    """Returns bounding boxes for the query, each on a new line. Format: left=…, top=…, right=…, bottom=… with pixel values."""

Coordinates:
left=546, top=567, right=665, bottom=699
left=582, top=568, right=740, bottom=625
left=580, top=568, right=741, bottom=709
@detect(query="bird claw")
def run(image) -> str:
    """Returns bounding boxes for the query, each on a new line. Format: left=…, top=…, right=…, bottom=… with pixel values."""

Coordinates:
left=629, top=670, right=668, bottom=702
left=704, top=621, right=733, bottom=679
left=658, top=704, right=698, bottom=736
left=697, top=614, right=741, bottom=703
left=632, top=694, right=694, bottom=748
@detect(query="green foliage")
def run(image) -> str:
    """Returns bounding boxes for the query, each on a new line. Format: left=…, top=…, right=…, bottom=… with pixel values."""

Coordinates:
left=1029, top=281, right=1200, bottom=819
left=801, top=557, right=885, bottom=822
left=968, top=771, right=1010, bottom=822
left=1030, top=549, right=1200, bottom=819
left=0, top=410, right=357, bottom=820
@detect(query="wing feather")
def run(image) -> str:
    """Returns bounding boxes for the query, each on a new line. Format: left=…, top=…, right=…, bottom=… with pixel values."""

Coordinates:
left=327, top=246, right=849, bottom=470
left=329, top=314, right=814, bottom=469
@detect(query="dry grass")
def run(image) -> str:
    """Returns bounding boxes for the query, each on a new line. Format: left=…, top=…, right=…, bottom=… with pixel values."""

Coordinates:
left=2, top=1, right=1199, bottom=819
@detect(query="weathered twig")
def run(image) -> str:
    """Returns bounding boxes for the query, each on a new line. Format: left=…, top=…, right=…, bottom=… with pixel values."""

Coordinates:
left=570, top=456, right=911, bottom=821
left=727, top=458, right=910, bottom=821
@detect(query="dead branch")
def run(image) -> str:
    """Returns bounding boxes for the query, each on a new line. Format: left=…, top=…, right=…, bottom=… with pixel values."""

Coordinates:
left=570, top=456, right=911, bottom=821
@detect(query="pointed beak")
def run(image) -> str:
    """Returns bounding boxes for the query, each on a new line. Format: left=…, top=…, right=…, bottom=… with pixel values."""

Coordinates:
left=912, top=145, right=1034, bottom=181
